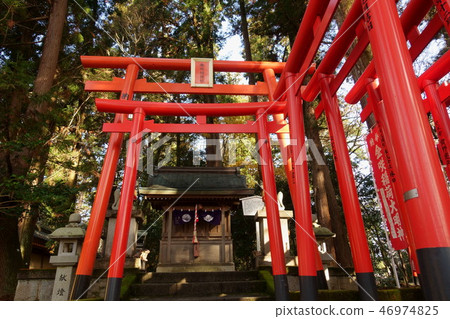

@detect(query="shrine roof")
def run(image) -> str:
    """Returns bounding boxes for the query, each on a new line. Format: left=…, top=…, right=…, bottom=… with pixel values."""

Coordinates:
left=139, top=167, right=254, bottom=197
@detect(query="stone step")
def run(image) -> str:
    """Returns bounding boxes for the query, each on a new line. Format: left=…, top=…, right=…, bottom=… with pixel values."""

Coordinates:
left=131, top=279, right=267, bottom=297
left=139, top=271, right=260, bottom=284
left=130, top=293, right=272, bottom=301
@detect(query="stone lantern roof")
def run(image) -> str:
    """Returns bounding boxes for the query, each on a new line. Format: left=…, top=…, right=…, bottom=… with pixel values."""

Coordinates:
left=49, top=213, right=85, bottom=240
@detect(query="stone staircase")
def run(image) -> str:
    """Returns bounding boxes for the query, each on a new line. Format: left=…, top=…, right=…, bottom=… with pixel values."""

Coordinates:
left=130, top=271, right=271, bottom=301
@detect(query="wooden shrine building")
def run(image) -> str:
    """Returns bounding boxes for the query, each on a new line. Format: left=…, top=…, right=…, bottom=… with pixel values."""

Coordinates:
left=140, top=167, right=254, bottom=272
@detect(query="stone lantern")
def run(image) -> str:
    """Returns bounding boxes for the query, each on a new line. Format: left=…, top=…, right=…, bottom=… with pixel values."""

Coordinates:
left=243, top=193, right=297, bottom=267
left=49, top=212, right=85, bottom=301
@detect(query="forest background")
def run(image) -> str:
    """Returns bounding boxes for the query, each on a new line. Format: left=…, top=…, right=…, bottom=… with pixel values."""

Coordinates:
left=0, top=0, right=447, bottom=300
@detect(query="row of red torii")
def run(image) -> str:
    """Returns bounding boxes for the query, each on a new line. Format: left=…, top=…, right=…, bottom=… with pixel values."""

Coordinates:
left=70, top=0, right=450, bottom=301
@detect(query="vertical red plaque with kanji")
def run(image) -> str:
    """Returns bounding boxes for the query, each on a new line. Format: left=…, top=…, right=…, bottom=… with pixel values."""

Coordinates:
left=191, top=58, right=213, bottom=88
left=367, top=125, right=408, bottom=250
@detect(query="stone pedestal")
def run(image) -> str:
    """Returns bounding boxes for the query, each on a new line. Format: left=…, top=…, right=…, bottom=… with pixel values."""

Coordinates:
left=254, top=209, right=296, bottom=267
left=51, top=266, right=75, bottom=301
left=325, top=267, right=358, bottom=290
left=14, top=270, right=56, bottom=301
left=104, top=209, right=143, bottom=258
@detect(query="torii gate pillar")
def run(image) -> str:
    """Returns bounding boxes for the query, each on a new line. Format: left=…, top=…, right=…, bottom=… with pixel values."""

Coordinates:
left=363, top=0, right=450, bottom=300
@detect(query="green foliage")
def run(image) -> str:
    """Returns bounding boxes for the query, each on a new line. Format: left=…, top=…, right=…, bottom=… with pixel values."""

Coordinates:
left=378, top=288, right=424, bottom=301
left=0, top=174, right=79, bottom=225
left=120, top=273, right=138, bottom=300
left=141, top=205, right=164, bottom=272
left=258, top=270, right=275, bottom=297
left=224, top=0, right=307, bottom=62
left=0, top=59, right=35, bottom=91
left=231, top=210, right=256, bottom=271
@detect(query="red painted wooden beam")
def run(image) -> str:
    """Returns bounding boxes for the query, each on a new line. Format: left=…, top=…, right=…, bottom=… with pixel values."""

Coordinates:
left=305, top=0, right=435, bottom=103
left=417, top=50, right=450, bottom=89
left=102, top=120, right=289, bottom=134
left=81, top=56, right=286, bottom=73
left=345, top=0, right=439, bottom=104
left=95, top=99, right=287, bottom=116
left=432, top=0, right=450, bottom=34
left=302, top=0, right=364, bottom=101
left=85, top=78, right=270, bottom=95
left=274, top=0, right=338, bottom=100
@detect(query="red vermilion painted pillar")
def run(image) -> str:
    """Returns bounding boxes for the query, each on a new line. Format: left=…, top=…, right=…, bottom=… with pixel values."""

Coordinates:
left=432, top=0, right=450, bottom=34
left=264, top=69, right=328, bottom=291
left=423, top=82, right=450, bottom=180
left=363, top=0, right=450, bottom=300
left=255, top=108, right=289, bottom=301
left=286, top=73, right=318, bottom=300
left=262, top=69, right=293, bottom=187
left=70, top=64, right=140, bottom=300
left=366, top=80, right=422, bottom=279
left=319, top=75, right=378, bottom=300
left=105, top=107, right=145, bottom=301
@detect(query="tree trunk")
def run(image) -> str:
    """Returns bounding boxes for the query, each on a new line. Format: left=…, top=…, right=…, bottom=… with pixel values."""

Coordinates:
left=11, top=0, right=68, bottom=178
left=29, top=0, right=68, bottom=100
left=0, top=214, right=22, bottom=300
left=194, top=8, right=222, bottom=168
left=18, top=211, right=39, bottom=268
left=15, top=0, right=68, bottom=268
left=205, top=132, right=222, bottom=167
left=238, top=0, right=258, bottom=103
left=237, top=0, right=262, bottom=182
left=176, top=130, right=182, bottom=167
left=0, top=0, right=68, bottom=297
left=205, top=94, right=223, bottom=167
left=65, top=122, right=84, bottom=208
left=19, top=143, right=53, bottom=267
left=304, top=102, right=354, bottom=268
left=371, top=221, right=393, bottom=278
left=397, top=251, right=410, bottom=287
left=4, top=89, right=29, bottom=176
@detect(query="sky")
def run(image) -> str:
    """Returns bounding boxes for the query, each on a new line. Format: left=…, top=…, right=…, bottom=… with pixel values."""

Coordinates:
left=218, top=19, right=245, bottom=61
left=218, top=34, right=244, bottom=61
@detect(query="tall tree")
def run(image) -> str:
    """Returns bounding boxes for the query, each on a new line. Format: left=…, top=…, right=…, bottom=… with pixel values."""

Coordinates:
left=238, top=0, right=258, bottom=103
left=0, top=0, right=70, bottom=299
left=17, top=0, right=69, bottom=269
left=0, top=0, right=107, bottom=298
left=175, top=0, right=224, bottom=167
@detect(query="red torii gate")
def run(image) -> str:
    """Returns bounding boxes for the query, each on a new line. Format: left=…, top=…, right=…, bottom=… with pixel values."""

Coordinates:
left=70, top=58, right=305, bottom=301
left=70, top=0, right=450, bottom=301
